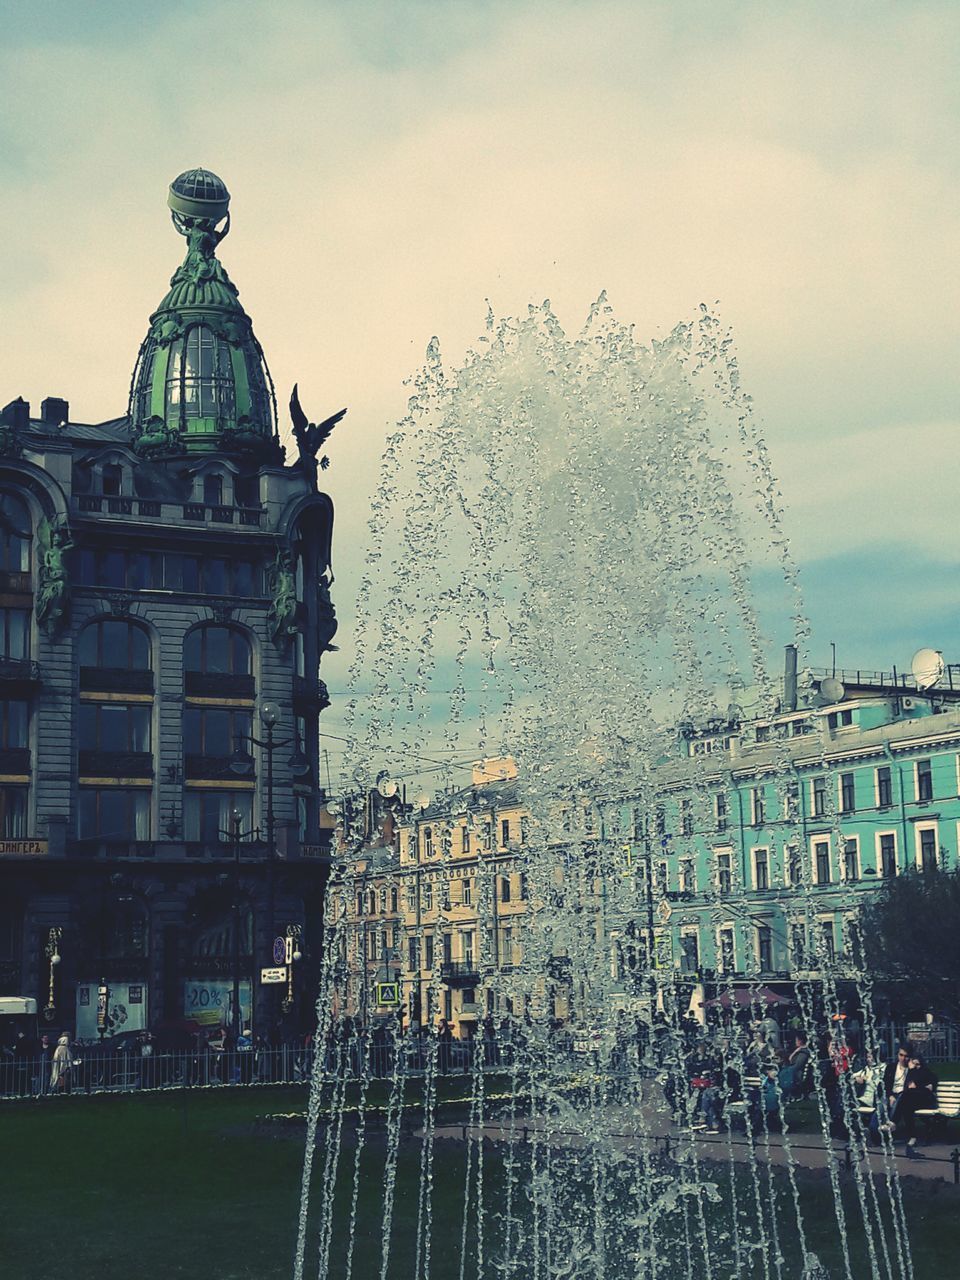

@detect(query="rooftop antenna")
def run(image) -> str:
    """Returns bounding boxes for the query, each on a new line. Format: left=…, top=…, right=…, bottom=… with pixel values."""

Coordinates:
left=911, top=647, right=945, bottom=691
left=830, top=642, right=836, bottom=677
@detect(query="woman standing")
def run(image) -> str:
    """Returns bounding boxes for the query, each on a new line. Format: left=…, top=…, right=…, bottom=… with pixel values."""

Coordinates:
left=49, top=1033, right=74, bottom=1094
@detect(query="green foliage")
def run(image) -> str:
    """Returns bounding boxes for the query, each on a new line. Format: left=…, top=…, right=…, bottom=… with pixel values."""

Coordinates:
left=860, top=867, right=960, bottom=1019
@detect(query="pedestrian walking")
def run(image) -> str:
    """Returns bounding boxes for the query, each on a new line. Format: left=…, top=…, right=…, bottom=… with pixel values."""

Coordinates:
left=49, top=1033, right=74, bottom=1094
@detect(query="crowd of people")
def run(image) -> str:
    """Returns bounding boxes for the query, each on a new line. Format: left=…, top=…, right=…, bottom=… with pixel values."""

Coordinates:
left=667, top=1008, right=940, bottom=1158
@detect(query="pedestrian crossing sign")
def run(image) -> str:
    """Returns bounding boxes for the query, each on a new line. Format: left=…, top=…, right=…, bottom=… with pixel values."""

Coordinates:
left=376, top=982, right=400, bottom=1005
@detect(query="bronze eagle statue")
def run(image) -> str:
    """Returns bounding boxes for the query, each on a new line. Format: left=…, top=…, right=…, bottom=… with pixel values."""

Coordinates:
left=289, top=384, right=347, bottom=490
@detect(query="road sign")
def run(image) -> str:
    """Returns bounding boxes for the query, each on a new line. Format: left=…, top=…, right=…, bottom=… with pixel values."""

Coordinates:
left=272, top=937, right=286, bottom=965
left=261, top=967, right=287, bottom=985
left=375, top=982, right=400, bottom=1005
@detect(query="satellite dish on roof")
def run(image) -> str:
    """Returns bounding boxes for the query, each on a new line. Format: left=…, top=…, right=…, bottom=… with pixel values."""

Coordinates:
left=911, top=648, right=945, bottom=690
left=820, top=676, right=845, bottom=703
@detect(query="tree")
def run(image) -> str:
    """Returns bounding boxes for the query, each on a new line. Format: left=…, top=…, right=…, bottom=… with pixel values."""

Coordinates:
left=859, top=867, right=960, bottom=1021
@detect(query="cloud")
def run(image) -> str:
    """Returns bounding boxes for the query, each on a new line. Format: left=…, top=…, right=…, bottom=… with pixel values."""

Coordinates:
left=1, top=0, right=958, bottom=679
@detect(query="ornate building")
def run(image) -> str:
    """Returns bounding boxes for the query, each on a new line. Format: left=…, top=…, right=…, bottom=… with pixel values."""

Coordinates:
left=0, top=170, right=339, bottom=1039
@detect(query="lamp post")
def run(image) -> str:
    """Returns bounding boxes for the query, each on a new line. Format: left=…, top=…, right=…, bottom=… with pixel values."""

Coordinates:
left=282, top=923, right=303, bottom=1014
left=215, top=809, right=252, bottom=1049
left=43, top=927, right=62, bottom=1022
left=230, top=702, right=310, bottom=859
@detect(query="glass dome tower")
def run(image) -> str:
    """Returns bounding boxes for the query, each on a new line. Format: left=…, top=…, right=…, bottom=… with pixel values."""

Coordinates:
left=128, top=169, right=281, bottom=460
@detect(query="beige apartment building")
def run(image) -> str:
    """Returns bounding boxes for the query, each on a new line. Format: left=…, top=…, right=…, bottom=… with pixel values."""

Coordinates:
left=335, top=760, right=529, bottom=1038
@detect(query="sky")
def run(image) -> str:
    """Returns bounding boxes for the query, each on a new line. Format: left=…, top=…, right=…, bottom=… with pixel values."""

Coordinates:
left=2, top=0, right=959, bottom=773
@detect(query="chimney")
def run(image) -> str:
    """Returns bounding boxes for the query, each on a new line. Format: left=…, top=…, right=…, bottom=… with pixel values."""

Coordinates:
left=784, top=644, right=798, bottom=713
left=41, top=396, right=69, bottom=425
left=1, top=397, right=30, bottom=430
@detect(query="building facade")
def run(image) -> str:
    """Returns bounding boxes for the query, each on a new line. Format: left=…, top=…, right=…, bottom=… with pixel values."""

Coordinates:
left=0, top=170, right=337, bottom=1040
left=334, top=664, right=960, bottom=1035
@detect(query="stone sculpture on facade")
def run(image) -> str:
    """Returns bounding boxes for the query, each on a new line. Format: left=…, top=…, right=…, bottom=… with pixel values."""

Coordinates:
left=269, top=547, right=299, bottom=645
left=35, top=515, right=74, bottom=635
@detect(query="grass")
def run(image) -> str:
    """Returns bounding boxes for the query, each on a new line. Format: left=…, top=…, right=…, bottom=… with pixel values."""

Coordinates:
left=2, top=1085, right=960, bottom=1278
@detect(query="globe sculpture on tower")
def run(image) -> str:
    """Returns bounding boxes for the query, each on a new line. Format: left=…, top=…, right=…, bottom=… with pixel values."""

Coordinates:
left=128, top=167, right=282, bottom=461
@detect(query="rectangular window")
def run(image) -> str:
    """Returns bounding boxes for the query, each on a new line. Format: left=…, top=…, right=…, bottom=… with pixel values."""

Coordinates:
left=78, top=787, right=150, bottom=841
left=679, top=860, right=695, bottom=894
left=843, top=839, right=859, bottom=881
left=422, top=882, right=433, bottom=911
left=756, top=926, right=773, bottom=972
left=462, top=879, right=473, bottom=907
left=877, top=766, right=892, bottom=807
left=919, top=828, right=937, bottom=873
left=680, top=931, right=699, bottom=973
left=717, top=851, right=732, bottom=895
left=0, top=786, right=27, bottom=838
left=917, top=759, right=933, bottom=803
left=791, top=923, right=806, bottom=968
left=880, top=833, right=897, bottom=878
left=752, top=787, right=765, bottom=826
left=655, top=806, right=666, bottom=836
left=812, top=776, right=827, bottom=817
left=0, top=700, right=28, bottom=749
left=390, top=887, right=398, bottom=913
left=680, top=798, right=693, bottom=836
left=183, top=790, right=251, bottom=843
left=785, top=782, right=800, bottom=821
left=754, top=848, right=769, bottom=891
left=183, top=707, right=251, bottom=759
left=79, top=701, right=151, bottom=753
left=0, top=609, right=30, bottom=660
left=442, top=933, right=452, bottom=965
left=203, top=559, right=228, bottom=595
left=500, top=818, right=510, bottom=846
left=815, top=840, right=831, bottom=884
left=500, top=875, right=511, bottom=903
left=408, top=936, right=420, bottom=971
left=787, top=845, right=802, bottom=887
left=232, top=561, right=258, bottom=596
left=840, top=773, right=856, bottom=813
left=501, top=926, right=514, bottom=967
left=719, top=928, right=735, bottom=973
left=715, top=792, right=728, bottom=832
left=462, top=931, right=475, bottom=966
left=820, top=920, right=836, bottom=964
left=357, top=892, right=364, bottom=917
left=424, top=934, right=434, bottom=971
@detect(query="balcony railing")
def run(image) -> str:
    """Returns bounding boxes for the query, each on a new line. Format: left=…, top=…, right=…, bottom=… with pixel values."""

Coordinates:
left=184, top=753, right=244, bottom=781
left=0, top=657, right=41, bottom=689
left=184, top=672, right=255, bottom=700
left=80, top=667, right=154, bottom=695
left=293, top=676, right=330, bottom=710
left=73, top=495, right=261, bottom=527
left=78, top=750, right=153, bottom=779
left=441, top=961, right=480, bottom=986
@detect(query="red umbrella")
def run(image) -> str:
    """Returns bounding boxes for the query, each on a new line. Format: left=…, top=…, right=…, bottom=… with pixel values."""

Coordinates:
left=703, top=986, right=791, bottom=1009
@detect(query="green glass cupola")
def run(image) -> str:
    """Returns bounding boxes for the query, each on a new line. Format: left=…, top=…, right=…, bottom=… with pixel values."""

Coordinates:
left=128, top=169, right=282, bottom=460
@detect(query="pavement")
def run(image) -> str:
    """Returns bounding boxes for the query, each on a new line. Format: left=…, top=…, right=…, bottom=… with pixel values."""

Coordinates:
left=428, top=1092, right=960, bottom=1186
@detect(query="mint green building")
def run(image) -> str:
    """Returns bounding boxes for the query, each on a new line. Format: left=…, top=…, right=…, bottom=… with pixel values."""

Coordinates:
left=626, top=656, right=960, bottom=992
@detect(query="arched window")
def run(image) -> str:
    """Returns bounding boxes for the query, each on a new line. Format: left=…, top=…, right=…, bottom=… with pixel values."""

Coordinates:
left=0, top=492, right=31, bottom=573
left=79, top=619, right=150, bottom=670
left=184, top=625, right=251, bottom=676
left=166, top=325, right=236, bottom=423
left=101, top=464, right=123, bottom=497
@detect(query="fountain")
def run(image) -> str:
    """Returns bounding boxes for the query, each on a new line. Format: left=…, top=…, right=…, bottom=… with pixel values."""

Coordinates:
left=293, top=298, right=915, bottom=1279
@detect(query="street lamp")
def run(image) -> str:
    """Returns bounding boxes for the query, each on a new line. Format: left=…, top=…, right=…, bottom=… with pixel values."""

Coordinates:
left=43, top=927, right=62, bottom=1022
left=282, top=923, right=303, bottom=1013
left=230, top=702, right=309, bottom=858
left=216, top=808, right=252, bottom=1049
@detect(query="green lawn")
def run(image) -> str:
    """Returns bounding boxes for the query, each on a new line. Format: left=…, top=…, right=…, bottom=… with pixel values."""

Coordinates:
left=2, top=1086, right=959, bottom=1279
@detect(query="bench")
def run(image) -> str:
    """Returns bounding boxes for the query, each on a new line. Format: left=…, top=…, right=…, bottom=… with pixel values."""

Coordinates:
left=914, top=1080, right=960, bottom=1135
